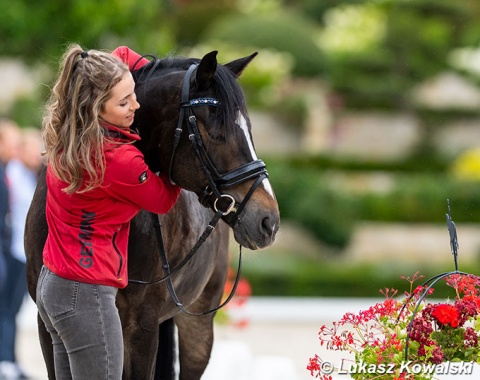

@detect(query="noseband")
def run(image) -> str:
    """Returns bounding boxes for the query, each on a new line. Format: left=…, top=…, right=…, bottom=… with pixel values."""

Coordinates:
left=168, top=64, right=269, bottom=223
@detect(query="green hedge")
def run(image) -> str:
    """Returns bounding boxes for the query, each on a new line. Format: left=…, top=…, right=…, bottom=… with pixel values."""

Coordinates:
left=266, top=155, right=480, bottom=250
left=281, top=153, right=450, bottom=173
left=268, top=162, right=357, bottom=248
left=242, top=256, right=467, bottom=298
left=359, top=175, right=480, bottom=223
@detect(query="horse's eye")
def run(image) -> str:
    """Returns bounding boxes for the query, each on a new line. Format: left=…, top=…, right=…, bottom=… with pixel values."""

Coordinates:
left=208, top=132, right=226, bottom=142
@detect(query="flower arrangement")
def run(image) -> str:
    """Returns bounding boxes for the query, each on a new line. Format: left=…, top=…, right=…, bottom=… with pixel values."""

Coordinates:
left=307, top=204, right=480, bottom=379
left=307, top=272, right=480, bottom=379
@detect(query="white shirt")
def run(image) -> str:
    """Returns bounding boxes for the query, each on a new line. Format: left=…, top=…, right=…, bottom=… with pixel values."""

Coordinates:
left=6, top=159, right=37, bottom=263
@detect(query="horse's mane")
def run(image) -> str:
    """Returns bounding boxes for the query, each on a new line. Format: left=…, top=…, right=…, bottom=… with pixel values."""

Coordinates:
left=132, top=55, right=247, bottom=141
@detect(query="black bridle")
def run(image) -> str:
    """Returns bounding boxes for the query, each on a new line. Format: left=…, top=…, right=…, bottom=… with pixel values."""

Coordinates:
left=169, top=64, right=268, bottom=222
left=130, top=64, right=269, bottom=316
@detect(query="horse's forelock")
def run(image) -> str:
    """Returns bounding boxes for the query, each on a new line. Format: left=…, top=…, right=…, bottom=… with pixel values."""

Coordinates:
left=210, top=64, right=246, bottom=141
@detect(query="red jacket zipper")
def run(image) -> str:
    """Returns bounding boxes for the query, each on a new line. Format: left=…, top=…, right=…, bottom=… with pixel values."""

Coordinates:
left=112, top=231, right=123, bottom=280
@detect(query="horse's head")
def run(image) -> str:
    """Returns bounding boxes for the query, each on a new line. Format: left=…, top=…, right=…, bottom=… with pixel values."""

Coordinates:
left=132, top=51, right=279, bottom=250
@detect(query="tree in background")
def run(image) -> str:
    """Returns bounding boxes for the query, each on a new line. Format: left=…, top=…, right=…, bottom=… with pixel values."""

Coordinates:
left=0, top=0, right=173, bottom=62
left=2, top=0, right=480, bottom=107
left=302, top=0, right=476, bottom=109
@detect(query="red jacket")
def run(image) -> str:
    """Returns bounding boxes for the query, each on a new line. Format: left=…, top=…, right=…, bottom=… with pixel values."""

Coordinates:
left=43, top=122, right=181, bottom=288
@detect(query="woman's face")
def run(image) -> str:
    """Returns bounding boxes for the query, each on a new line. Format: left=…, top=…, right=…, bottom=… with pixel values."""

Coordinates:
left=99, top=72, right=140, bottom=130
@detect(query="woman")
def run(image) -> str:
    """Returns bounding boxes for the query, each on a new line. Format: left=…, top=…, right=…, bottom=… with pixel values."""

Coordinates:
left=36, top=44, right=181, bottom=379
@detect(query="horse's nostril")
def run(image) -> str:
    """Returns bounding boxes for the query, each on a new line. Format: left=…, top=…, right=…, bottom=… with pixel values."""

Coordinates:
left=261, top=216, right=275, bottom=236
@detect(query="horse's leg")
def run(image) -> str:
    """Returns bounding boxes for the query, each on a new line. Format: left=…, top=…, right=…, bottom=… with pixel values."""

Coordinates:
left=27, top=255, right=55, bottom=379
left=27, top=269, right=54, bottom=379
left=154, top=319, right=176, bottom=380
left=25, top=167, right=54, bottom=377
left=172, top=222, right=229, bottom=380
left=37, top=313, right=56, bottom=379
left=173, top=259, right=228, bottom=380
left=174, top=313, right=216, bottom=380
left=120, top=302, right=161, bottom=380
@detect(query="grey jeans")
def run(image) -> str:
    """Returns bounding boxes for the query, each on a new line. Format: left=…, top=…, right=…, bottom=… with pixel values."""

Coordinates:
left=36, top=266, right=123, bottom=379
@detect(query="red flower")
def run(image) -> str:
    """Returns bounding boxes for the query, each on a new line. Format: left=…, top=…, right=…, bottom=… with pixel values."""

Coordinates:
left=306, top=356, right=321, bottom=376
left=431, top=304, right=460, bottom=328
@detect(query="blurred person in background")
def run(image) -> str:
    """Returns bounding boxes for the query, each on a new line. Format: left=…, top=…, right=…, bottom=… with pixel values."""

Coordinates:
left=0, top=124, right=11, bottom=294
left=0, top=119, right=20, bottom=294
left=0, top=125, right=41, bottom=380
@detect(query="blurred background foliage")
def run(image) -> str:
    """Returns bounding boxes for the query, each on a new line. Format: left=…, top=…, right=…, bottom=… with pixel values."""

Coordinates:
left=3, top=0, right=480, bottom=122
left=3, top=0, right=480, bottom=296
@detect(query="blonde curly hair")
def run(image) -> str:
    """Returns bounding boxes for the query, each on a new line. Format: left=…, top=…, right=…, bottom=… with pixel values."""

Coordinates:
left=42, top=44, right=129, bottom=194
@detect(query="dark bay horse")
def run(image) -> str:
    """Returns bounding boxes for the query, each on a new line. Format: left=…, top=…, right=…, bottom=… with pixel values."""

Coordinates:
left=24, top=51, right=280, bottom=379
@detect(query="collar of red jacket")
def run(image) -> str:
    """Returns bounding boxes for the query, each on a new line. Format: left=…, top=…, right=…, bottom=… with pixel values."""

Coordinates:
left=99, top=120, right=141, bottom=142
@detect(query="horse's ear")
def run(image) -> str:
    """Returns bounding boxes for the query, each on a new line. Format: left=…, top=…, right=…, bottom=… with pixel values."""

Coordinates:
left=196, top=51, right=218, bottom=89
left=224, top=52, right=258, bottom=78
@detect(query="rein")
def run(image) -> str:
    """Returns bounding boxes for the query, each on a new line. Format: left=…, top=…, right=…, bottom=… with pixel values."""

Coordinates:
left=129, top=210, right=241, bottom=316
left=155, top=212, right=243, bottom=316
left=129, top=63, right=268, bottom=316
